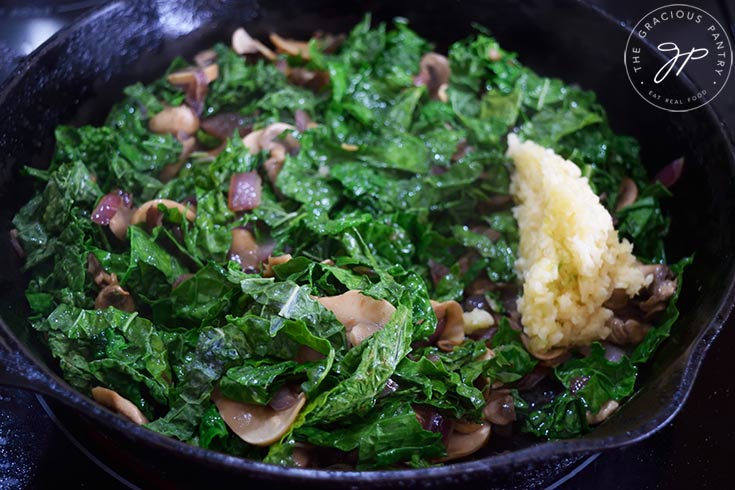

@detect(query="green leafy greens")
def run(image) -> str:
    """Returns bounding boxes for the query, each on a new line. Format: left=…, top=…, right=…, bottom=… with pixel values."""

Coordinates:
left=12, top=15, right=687, bottom=469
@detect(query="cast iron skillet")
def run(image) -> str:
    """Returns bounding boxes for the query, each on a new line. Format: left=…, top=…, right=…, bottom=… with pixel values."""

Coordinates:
left=1, top=0, right=734, bottom=487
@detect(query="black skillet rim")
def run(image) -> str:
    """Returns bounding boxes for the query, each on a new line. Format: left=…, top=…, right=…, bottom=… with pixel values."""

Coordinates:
left=1, top=0, right=734, bottom=484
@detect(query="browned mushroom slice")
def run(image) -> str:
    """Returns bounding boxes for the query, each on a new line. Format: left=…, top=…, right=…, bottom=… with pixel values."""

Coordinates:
left=415, top=53, right=451, bottom=100
left=130, top=199, right=196, bottom=225
left=167, top=63, right=219, bottom=86
left=262, top=254, right=293, bottom=278
left=605, top=317, right=650, bottom=345
left=441, top=422, right=491, bottom=461
left=637, top=264, right=677, bottom=316
left=194, top=49, right=217, bottom=67
left=269, top=33, right=311, bottom=59
left=586, top=399, right=620, bottom=425
left=91, top=387, right=148, bottom=425
left=108, top=206, right=134, bottom=240
left=211, top=388, right=306, bottom=447
left=148, top=105, right=199, bottom=135
left=317, top=290, right=396, bottom=347
left=87, top=253, right=116, bottom=288
left=483, top=389, right=516, bottom=426
left=519, top=333, right=570, bottom=363
left=292, top=443, right=312, bottom=468
left=242, top=123, right=295, bottom=154
left=160, top=135, right=196, bottom=182
left=615, top=178, right=639, bottom=212
left=242, top=123, right=296, bottom=185
left=231, top=27, right=277, bottom=60
left=228, top=227, right=260, bottom=271
left=431, top=300, right=465, bottom=351
left=95, top=283, right=136, bottom=312
left=602, top=287, right=630, bottom=310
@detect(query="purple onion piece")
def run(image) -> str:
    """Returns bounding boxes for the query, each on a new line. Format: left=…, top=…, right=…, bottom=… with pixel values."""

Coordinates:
left=269, top=385, right=300, bottom=411
left=201, top=113, right=247, bottom=140
left=228, top=171, right=262, bottom=211
left=654, top=157, right=684, bottom=188
left=602, top=341, right=626, bottom=363
left=91, top=189, right=132, bottom=225
left=9, top=229, right=24, bottom=257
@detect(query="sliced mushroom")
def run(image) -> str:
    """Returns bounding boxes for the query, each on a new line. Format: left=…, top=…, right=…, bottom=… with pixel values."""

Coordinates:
left=109, top=206, right=134, bottom=240
left=130, top=199, right=196, bottom=225
left=194, top=49, right=217, bottom=67
left=637, top=264, right=677, bottom=317
left=87, top=254, right=136, bottom=312
left=262, top=254, right=293, bottom=278
left=91, top=189, right=135, bottom=240
left=415, top=53, right=451, bottom=100
left=243, top=123, right=296, bottom=154
left=232, top=27, right=277, bottom=60
left=431, top=300, right=465, bottom=352
left=160, top=135, right=196, bottom=182
left=606, top=317, right=650, bottom=345
left=228, top=227, right=260, bottom=272
left=453, top=420, right=484, bottom=434
left=87, top=253, right=116, bottom=288
left=615, top=178, right=638, bottom=212
left=520, top=333, right=570, bottom=364
left=283, top=65, right=331, bottom=91
left=292, top=443, right=313, bottom=468
left=95, top=283, right=136, bottom=312
left=243, top=123, right=296, bottom=186
left=586, top=399, right=619, bottom=425
left=441, top=422, right=491, bottom=461
left=269, top=33, right=311, bottom=59
left=91, top=387, right=148, bottom=425
left=483, top=389, right=516, bottom=426
left=149, top=105, right=199, bottom=135
left=317, top=290, right=396, bottom=347
left=167, top=64, right=219, bottom=86
left=603, top=288, right=630, bottom=311
left=211, top=388, right=306, bottom=447
left=294, top=109, right=315, bottom=132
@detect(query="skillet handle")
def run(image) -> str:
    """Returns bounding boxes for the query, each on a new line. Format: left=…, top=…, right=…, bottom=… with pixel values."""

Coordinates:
left=0, top=323, right=64, bottom=398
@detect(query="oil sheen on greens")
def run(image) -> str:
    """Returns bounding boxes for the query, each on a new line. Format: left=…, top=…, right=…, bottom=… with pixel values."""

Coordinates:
left=13, top=15, right=684, bottom=468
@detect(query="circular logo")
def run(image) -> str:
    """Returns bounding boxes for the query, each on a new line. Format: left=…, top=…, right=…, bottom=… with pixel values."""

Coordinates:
left=624, top=4, right=733, bottom=112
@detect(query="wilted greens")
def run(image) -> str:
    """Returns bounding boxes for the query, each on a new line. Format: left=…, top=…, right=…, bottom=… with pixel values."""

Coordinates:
left=13, top=15, right=686, bottom=469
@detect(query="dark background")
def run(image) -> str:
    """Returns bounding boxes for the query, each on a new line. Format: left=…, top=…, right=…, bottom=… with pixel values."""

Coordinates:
left=0, top=0, right=733, bottom=488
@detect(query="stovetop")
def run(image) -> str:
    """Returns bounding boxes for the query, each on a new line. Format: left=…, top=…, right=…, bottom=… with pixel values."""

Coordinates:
left=1, top=1, right=734, bottom=489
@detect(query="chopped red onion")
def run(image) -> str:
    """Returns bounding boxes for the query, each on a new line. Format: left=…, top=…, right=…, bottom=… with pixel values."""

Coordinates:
left=294, top=110, right=312, bottom=132
left=428, top=259, right=450, bottom=287
left=269, top=385, right=300, bottom=411
left=185, top=69, right=209, bottom=116
left=654, top=157, right=684, bottom=188
left=91, top=190, right=132, bottom=225
left=200, top=113, right=250, bottom=140
left=228, top=171, right=262, bottom=211
left=379, top=378, right=399, bottom=398
left=9, top=229, right=24, bottom=257
left=172, top=273, right=194, bottom=290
